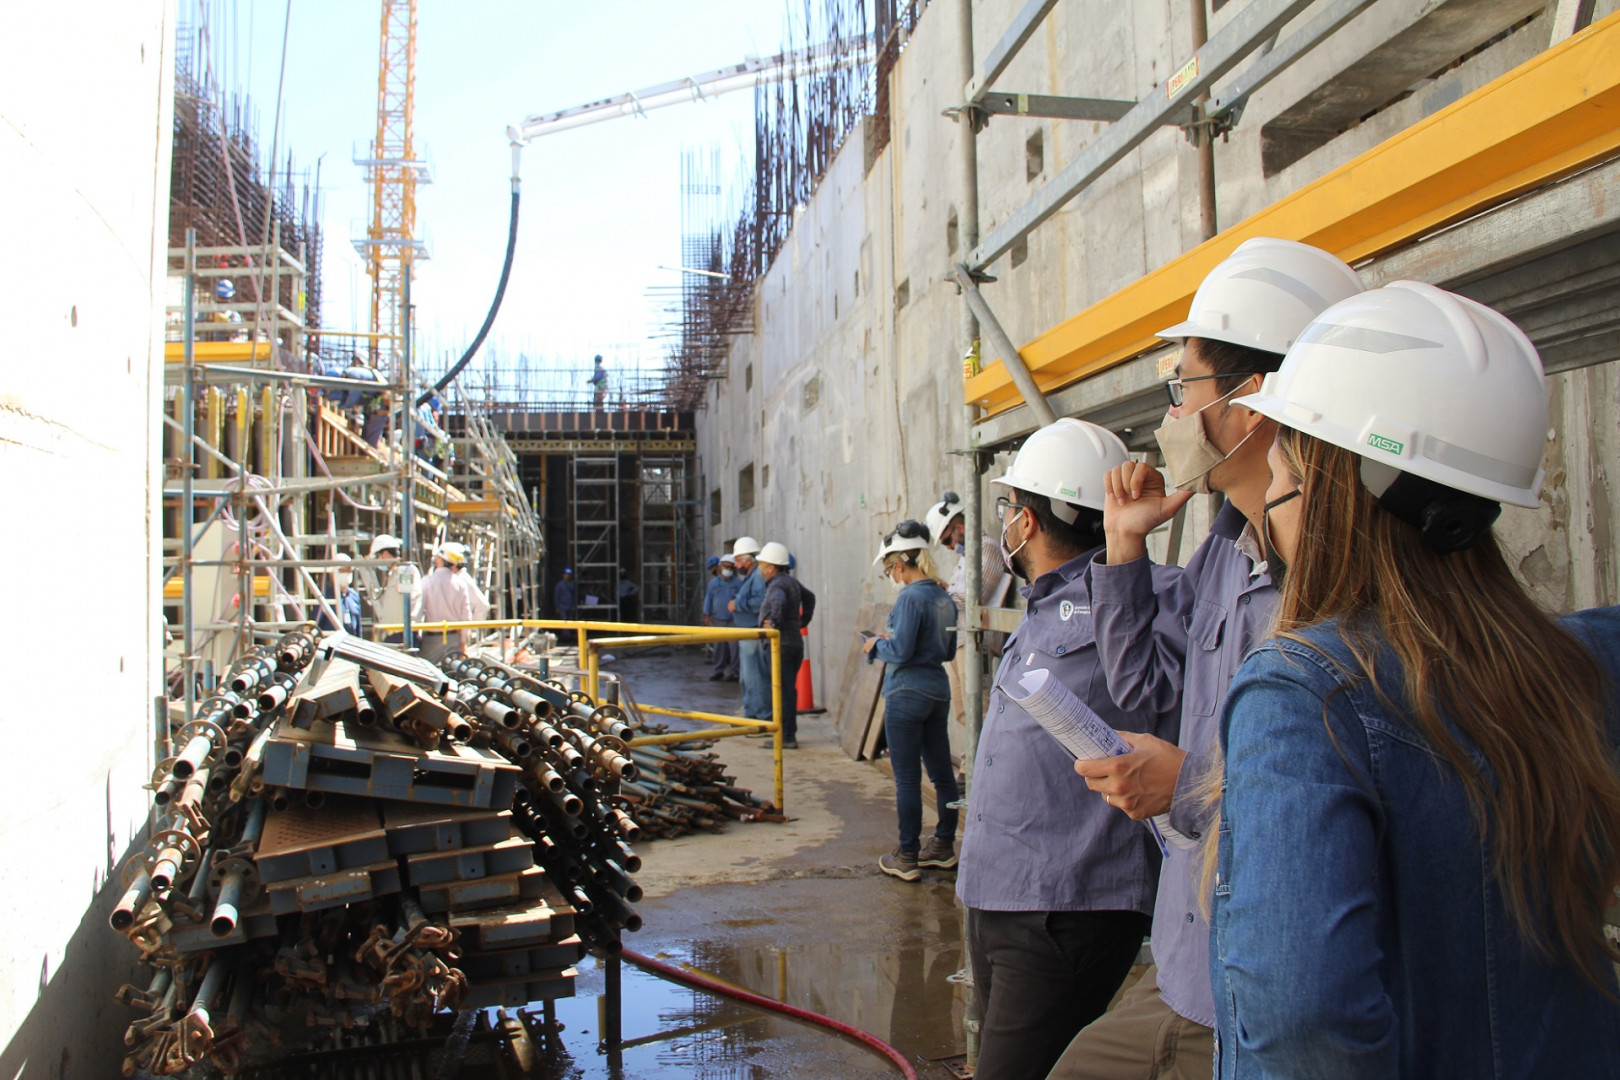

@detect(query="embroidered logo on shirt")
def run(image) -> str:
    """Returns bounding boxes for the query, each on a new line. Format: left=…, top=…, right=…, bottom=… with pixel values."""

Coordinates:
left=1058, top=600, right=1088, bottom=622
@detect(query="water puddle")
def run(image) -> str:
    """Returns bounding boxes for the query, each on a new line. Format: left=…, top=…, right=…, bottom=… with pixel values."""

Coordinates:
left=536, top=924, right=965, bottom=1078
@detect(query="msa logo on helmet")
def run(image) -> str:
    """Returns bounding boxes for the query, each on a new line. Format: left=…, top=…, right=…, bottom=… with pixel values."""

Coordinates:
left=1366, top=433, right=1406, bottom=456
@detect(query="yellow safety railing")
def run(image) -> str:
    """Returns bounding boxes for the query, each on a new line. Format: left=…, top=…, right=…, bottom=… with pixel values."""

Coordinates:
left=372, top=617, right=787, bottom=809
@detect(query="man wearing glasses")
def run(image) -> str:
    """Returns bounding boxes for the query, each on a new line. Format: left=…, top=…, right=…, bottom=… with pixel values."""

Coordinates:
left=1047, top=239, right=1363, bottom=1080
left=957, top=418, right=1189, bottom=1080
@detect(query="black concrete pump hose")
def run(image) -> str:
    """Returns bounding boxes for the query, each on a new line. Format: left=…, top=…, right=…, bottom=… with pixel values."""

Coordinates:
left=417, top=185, right=521, bottom=407
left=620, top=947, right=919, bottom=1079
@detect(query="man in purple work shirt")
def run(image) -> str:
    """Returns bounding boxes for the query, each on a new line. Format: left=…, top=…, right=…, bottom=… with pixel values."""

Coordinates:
left=957, top=418, right=1188, bottom=1080
left=1047, top=239, right=1364, bottom=1080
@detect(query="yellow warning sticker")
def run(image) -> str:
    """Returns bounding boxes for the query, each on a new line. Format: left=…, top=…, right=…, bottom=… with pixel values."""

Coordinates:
left=1167, top=55, right=1200, bottom=100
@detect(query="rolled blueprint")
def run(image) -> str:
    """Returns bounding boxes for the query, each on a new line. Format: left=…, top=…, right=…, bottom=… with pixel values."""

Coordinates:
left=1010, top=667, right=1198, bottom=852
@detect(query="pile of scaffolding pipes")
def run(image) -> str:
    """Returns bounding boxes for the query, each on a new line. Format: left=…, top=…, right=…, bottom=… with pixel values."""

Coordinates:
left=111, top=628, right=644, bottom=1076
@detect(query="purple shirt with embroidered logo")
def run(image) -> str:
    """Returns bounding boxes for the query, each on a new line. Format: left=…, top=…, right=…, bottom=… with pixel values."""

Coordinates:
left=957, top=548, right=1188, bottom=913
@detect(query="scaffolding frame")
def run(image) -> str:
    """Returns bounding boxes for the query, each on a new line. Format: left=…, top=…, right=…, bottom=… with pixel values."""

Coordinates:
left=570, top=456, right=621, bottom=621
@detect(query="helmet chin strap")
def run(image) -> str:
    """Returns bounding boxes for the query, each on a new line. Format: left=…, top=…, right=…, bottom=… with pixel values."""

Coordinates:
left=1361, top=458, right=1500, bottom=554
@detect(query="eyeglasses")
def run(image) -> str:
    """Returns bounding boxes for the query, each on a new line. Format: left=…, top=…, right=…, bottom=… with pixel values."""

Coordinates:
left=1164, top=371, right=1263, bottom=408
left=994, top=496, right=1029, bottom=522
left=884, top=519, right=929, bottom=545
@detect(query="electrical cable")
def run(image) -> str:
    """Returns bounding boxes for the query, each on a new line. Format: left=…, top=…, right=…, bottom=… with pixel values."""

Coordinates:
left=418, top=187, right=521, bottom=406
left=619, top=947, right=918, bottom=1080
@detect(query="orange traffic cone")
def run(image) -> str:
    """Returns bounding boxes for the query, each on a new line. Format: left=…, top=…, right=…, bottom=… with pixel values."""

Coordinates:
left=797, top=626, right=825, bottom=714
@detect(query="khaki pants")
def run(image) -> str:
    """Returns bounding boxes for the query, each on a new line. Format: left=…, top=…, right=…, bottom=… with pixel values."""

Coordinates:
left=1044, top=964, right=1213, bottom=1080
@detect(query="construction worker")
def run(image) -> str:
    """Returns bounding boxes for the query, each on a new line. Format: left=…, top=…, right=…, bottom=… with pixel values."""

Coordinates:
left=316, top=553, right=363, bottom=637
left=553, top=568, right=578, bottom=645
left=957, top=419, right=1186, bottom=1080
left=704, top=554, right=741, bottom=681
left=362, top=533, right=422, bottom=642
left=589, top=354, right=608, bottom=409
left=865, top=521, right=959, bottom=879
left=616, top=569, right=640, bottom=623
left=926, top=489, right=1014, bottom=731
left=925, top=490, right=1013, bottom=614
left=728, top=537, right=771, bottom=722
left=418, top=541, right=481, bottom=662
left=1050, top=238, right=1364, bottom=1080
left=755, top=542, right=814, bottom=749
left=1211, top=282, right=1620, bottom=1076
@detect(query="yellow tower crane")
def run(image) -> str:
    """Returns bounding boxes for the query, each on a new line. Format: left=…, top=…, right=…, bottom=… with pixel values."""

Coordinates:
left=355, top=0, right=429, bottom=367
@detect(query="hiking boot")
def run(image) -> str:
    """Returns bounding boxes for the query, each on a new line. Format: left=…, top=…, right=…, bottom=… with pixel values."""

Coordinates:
left=879, top=849, right=920, bottom=882
left=917, top=837, right=958, bottom=870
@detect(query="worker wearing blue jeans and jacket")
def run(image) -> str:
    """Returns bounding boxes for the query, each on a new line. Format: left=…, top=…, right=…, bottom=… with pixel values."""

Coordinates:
left=865, top=520, right=959, bottom=879
left=728, top=537, right=771, bottom=721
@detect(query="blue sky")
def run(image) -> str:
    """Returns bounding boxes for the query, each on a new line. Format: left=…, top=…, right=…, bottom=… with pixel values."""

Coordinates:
left=213, top=1, right=809, bottom=384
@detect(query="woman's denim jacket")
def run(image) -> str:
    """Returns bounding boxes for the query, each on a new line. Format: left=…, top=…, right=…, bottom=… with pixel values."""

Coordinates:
left=867, top=578, right=956, bottom=700
left=1212, top=607, right=1620, bottom=1079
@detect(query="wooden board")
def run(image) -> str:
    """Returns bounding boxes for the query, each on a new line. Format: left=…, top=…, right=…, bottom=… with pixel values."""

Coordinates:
left=834, top=600, right=891, bottom=760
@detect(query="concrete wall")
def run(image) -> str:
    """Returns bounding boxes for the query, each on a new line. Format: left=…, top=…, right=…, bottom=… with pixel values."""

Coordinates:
left=0, top=1, right=175, bottom=1070
left=696, top=0, right=1620, bottom=731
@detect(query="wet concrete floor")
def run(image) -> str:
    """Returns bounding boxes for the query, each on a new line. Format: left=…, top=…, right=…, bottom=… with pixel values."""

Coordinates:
left=540, top=646, right=969, bottom=1079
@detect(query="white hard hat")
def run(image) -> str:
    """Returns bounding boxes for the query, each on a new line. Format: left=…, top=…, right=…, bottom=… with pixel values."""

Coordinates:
left=718, top=552, right=735, bottom=565
left=924, top=492, right=964, bottom=546
left=369, top=534, right=402, bottom=558
left=989, top=418, right=1128, bottom=523
left=873, top=520, right=931, bottom=566
left=1158, top=237, right=1364, bottom=355
left=439, top=541, right=468, bottom=565
left=756, top=541, right=791, bottom=566
left=1235, top=281, right=1547, bottom=509
left=333, top=552, right=352, bottom=563
left=732, top=536, right=761, bottom=557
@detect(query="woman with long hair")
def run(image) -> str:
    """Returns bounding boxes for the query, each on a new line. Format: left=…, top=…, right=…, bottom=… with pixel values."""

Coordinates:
left=1211, top=281, right=1620, bottom=1078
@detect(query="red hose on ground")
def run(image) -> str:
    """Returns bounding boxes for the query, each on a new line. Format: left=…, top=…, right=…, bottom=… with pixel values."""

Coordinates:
left=620, top=947, right=919, bottom=1080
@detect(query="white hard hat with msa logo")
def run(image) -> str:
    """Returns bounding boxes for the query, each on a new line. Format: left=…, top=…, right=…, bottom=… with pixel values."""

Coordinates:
left=1236, top=280, right=1546, bottom=511
left=989, top=418, right=1127, bottom=524
left=1158, top=237, right=1364, bottom=355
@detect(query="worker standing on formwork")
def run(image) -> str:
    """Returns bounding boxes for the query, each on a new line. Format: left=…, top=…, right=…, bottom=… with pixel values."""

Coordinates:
left=1049, top=239, right=1364, bottom=1080
left=956, top=419, right=1183, bottom=1080
left=361, top=534, right=422, bottom=643
left=418, top=541, right=482, bottom=661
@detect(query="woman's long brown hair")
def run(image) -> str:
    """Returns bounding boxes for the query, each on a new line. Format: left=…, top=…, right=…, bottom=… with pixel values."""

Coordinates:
left=1208, top=428, right=1620, bottom=990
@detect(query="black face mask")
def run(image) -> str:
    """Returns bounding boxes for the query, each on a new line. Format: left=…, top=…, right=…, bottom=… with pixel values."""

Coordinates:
left=1261, top=489, right=1301, bottom=588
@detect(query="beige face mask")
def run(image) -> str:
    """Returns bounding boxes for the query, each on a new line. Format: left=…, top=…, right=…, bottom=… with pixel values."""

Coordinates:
left=1153, top=384, right=1260, bottom=495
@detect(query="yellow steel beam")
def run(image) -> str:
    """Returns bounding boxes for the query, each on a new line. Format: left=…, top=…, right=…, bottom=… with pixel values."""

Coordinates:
left=965, top=13, right=1620, bottom=417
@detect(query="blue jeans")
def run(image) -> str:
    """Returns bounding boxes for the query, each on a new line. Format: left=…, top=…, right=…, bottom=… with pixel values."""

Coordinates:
left=738, top=638, right=772, bottom=720
left=710, top=619, right=738, bottom=677
left=883, top=689, right=958, bottom=852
